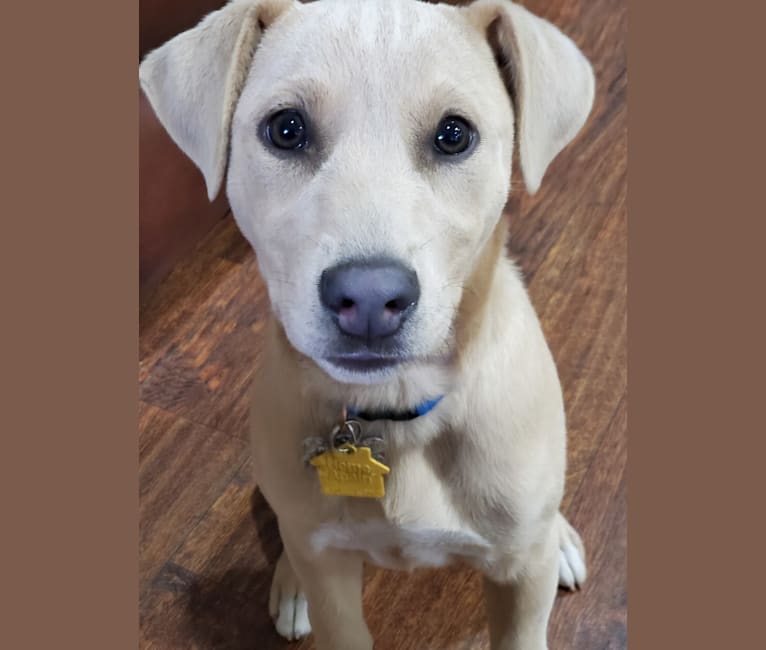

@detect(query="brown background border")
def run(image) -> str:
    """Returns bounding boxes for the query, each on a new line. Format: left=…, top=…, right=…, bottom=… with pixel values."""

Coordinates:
left=1, top=0, right=764, bottom=648
left=1, top=1, right=139, bottom=648
left=627, top=1, right=765, bottom=647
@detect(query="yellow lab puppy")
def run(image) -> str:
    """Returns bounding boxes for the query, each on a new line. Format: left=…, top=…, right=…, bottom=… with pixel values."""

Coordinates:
left=140, top=1, right=595, bottom=648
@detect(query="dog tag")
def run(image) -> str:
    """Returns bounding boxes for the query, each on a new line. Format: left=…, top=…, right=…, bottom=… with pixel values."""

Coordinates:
left=310, top=444, right=390, bottom=498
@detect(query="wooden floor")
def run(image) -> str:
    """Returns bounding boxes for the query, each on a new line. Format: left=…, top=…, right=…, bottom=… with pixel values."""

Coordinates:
left=139, top=1, right=626, bottom=647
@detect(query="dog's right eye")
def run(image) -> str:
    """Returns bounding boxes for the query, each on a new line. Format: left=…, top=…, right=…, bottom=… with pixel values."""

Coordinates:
left=433, top=116, right=474, bottom=156
left=265, top=109, right=308, bottom=150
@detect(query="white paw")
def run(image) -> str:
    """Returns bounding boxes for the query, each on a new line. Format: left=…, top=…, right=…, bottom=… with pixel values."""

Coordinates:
left=269, top=551, right=312, bottom=640
left=557, top=514, right=587, bottom=591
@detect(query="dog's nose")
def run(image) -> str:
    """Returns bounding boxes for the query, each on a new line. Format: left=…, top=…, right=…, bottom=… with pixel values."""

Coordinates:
left=320, top=259, right=420, bottom=340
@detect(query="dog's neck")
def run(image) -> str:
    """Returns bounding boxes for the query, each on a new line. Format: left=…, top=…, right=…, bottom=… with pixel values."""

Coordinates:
left=267, top=215, right=510, bottom=417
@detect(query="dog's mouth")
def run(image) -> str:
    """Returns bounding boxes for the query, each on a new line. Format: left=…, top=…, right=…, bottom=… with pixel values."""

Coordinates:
left=325, top=354, right=405, bottom=373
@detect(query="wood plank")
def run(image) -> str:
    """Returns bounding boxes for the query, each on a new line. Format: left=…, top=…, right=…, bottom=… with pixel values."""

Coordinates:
left=139, top=402, right=250, bottom=593
left=359, top=566, right=488, bottom=650
left=140, top=220, right=270, bottom=438
left=534, top=196, right=627, bottom=512
left=550, top=394, right=627, bottom=648
left=140, top=466, right=285, bottom=650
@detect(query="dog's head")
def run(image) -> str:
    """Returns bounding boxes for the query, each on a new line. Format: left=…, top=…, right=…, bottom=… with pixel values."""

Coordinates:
left=140, top=0, right=594, bottom=385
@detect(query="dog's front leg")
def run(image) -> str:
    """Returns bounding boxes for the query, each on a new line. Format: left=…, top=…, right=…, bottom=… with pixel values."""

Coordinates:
left=483, top=530, right=559, bottom=650
left=279, top=525, right=373, bottom=650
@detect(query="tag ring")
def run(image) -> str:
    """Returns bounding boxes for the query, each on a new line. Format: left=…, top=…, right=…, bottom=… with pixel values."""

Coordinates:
left=332, top=419, right=362, bottom=449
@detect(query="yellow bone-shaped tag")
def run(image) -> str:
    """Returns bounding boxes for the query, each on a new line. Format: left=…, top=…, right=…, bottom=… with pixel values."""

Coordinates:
left=309, top=444, right=390, bottom=498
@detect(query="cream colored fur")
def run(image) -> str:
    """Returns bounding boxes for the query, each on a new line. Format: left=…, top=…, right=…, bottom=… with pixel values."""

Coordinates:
left=140, top=1, right=595, bottom=648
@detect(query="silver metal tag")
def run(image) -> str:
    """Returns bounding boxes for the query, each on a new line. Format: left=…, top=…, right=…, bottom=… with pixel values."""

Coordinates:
left=302, top=412, right=388, bottom=465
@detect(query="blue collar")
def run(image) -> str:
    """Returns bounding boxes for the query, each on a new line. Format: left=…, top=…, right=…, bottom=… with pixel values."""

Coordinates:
left=347, top=395, right=444, bottom=422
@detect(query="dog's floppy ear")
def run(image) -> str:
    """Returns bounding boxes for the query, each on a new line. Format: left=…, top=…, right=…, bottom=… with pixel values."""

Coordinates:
left=466, top=0, right=595, bottom=194
left=139, top=0, right=294, bottom=200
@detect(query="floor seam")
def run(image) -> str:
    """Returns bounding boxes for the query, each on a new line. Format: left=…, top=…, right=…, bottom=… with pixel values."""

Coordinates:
left=139, top=453, right=252, bottom=603
left=139, top=398, right=251, bottom=444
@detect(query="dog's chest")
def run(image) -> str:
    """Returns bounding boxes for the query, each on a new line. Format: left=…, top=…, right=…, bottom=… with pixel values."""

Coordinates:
left=310, top=519, right=493, bottom=571
left=309, top=448, right=495, bottom=571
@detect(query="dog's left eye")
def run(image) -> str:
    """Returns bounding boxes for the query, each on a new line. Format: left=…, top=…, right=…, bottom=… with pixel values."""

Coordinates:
left=433, top=116, right=474, bottom=156
left=265, top=109, right=308, bottom=150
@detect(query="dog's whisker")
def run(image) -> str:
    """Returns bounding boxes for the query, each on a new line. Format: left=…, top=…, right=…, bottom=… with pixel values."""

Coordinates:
left=414, top=235, right=438, bottom=252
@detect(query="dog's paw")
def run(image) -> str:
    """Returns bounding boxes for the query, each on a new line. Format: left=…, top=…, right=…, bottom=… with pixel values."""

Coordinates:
left=269, top=551, right=312, bottom=640
left=557, top=513, right=587, bottom=591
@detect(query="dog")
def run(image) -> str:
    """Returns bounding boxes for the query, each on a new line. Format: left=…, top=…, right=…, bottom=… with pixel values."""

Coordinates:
left=140, top=0, right=595, bottom=647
